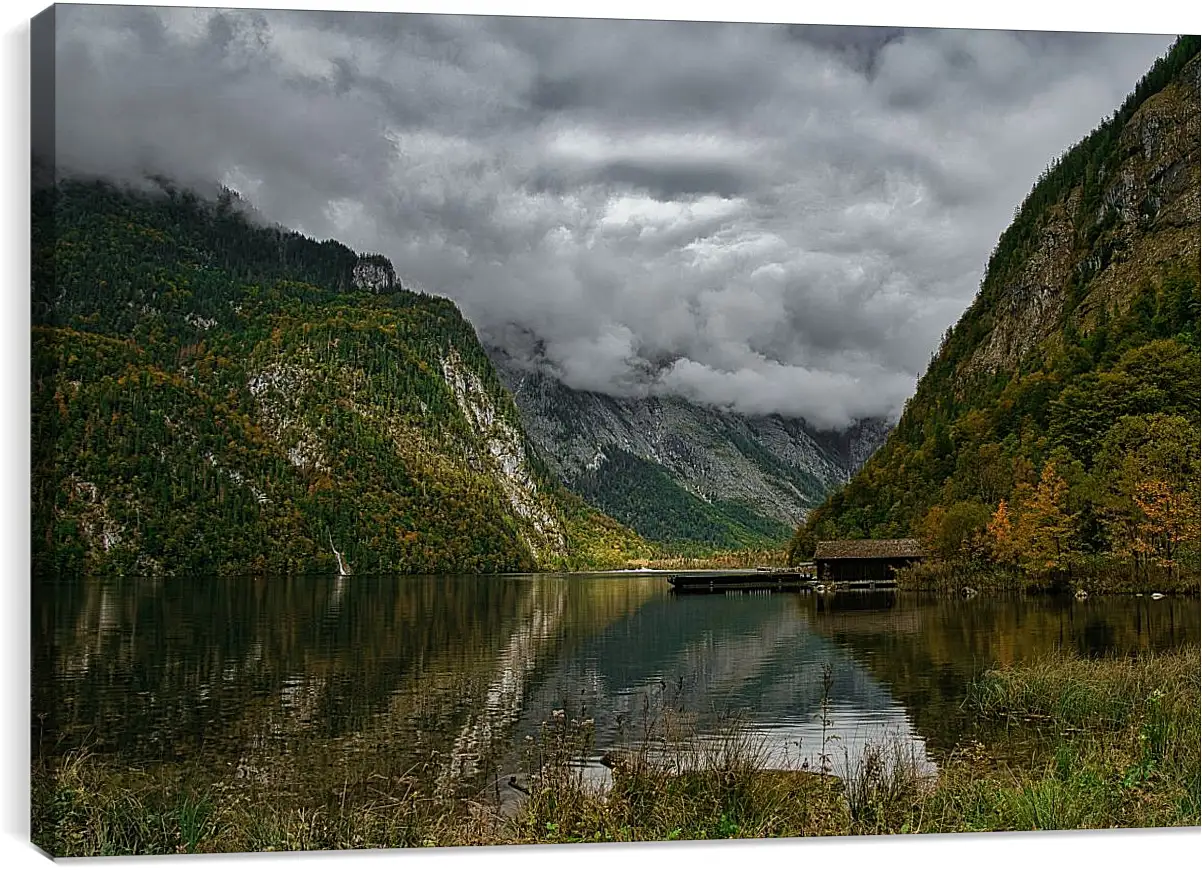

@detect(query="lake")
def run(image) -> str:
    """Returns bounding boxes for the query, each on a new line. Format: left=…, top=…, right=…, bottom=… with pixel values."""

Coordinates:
left=32, top=574, right=1200, bottom=799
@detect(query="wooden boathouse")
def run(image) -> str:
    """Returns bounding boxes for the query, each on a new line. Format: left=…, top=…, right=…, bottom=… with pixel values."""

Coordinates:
left=813, top=539, right=924, bottom=587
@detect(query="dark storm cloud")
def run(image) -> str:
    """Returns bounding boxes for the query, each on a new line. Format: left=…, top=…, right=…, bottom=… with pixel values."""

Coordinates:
left=47, top=5, right=1174, bottom=428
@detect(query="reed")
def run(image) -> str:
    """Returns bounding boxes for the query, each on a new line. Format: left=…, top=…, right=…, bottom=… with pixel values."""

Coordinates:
left=966, top=645, right=1200, bottom=728
left=838, top=741, right=934, bottom=834
left=896, top=558, right=1201, bottom=596
left=920, top=646, right=1201, bottom=832
left=893, top=560, right=1023, bottom=594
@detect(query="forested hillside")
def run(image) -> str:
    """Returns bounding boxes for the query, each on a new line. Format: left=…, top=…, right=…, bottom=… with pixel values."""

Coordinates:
left=32, top=178, right=651, bottom=577
left=572, top=448, right=793, bottom=550
left=789, top=37, right=1201, bottom=586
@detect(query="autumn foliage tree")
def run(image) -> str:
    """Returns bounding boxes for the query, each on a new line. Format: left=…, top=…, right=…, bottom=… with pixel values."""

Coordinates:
left=985, top=498, right=1019, bottom=568
left=1009, top=462, right=1081, bottom=578
left=1095, top=414, right=1201, bottom=582
left=1131, top=479, right=1202, bottom=579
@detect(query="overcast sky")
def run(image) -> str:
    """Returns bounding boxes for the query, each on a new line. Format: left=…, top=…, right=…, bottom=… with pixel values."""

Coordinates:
left=48, top=5, right=1175, bottom=428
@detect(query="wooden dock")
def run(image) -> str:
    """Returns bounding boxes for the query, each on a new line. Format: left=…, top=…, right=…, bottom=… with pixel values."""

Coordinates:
left=665, top=568, right=898, bottom=594
left=666, top=570, right=814, bottom=593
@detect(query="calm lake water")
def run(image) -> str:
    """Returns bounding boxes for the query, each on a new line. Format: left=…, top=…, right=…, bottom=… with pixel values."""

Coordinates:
left=32, top=574, right=1200, bottom=796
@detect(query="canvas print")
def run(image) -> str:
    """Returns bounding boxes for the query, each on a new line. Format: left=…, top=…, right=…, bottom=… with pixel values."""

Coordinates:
left=29, top=3, right=1201, bottom=857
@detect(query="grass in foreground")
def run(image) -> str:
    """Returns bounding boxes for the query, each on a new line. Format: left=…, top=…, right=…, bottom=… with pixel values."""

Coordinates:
left=31, top=647, right=1200, bottom=856
left=921, top=646, right=1200, bottom=832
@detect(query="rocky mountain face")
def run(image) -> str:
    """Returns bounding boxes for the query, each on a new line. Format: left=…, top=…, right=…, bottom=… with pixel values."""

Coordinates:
left=964, top=50, right=1200, bottom=378
left=488, top=345, right=890, bottom=548
left=792, top=36, right=1201, bottom=553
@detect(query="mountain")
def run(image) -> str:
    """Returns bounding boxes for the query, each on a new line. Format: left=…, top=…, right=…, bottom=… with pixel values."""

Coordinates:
left=789, top=36, right=1201, bottom=575
left=31, top=178, right=651, bottom=577
left=488, top=345, right=889, bottom=550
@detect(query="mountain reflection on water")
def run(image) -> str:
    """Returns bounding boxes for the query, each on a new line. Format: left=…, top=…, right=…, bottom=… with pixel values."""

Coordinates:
left=33, top=575, right=1199, bottom=795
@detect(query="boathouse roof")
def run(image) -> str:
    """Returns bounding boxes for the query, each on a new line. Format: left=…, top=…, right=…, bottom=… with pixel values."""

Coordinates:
left=813, top=539, right=924, bottom=560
